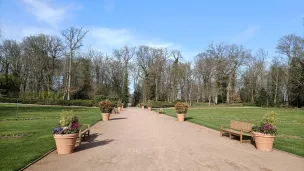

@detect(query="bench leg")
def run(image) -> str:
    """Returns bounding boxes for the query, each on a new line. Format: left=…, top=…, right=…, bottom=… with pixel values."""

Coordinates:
left=240, top=131, right=243, bottom=144
left=220, top=125, right=222, bottom=137
left=229, top=132, right=232, bottom=139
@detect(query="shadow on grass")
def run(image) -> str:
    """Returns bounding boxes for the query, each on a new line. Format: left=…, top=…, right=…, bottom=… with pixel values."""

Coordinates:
left=185, top=117, right=193, bottom=121
left=110, top=117, right=127, bottom=121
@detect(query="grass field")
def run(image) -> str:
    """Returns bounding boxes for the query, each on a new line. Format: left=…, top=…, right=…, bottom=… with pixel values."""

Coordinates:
left=164, top=107, right=304, bottom=157
left=0, top=104, right=100, bottom=171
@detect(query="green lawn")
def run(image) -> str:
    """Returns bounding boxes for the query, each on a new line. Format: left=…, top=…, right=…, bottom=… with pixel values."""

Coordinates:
left=0, top=104, right=101, bottom=171
left=164, top=107, right=304, bottom=157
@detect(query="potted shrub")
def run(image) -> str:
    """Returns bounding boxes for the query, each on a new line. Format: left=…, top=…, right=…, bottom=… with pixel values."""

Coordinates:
left=175, top=102, right=188, bottom=122
left=53, top=111, right=80, bottom=154
left=117, top=103, right=122, bottom=113
left=158, top=108, right=164, bottom=114
left=252, top=111, right=278, bottom=151
left=147, top=100, right=153, bottom=111
left=99, top=101, right=113, bottom=121
left=141, top=103, right=145, bottom=109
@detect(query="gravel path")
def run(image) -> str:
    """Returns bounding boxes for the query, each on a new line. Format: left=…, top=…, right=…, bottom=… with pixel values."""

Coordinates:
left=26, top=108, right=304, bottom=171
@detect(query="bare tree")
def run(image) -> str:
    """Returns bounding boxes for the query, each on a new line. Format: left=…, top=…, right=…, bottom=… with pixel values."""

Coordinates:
left=61, top=27, right=88, bottom=100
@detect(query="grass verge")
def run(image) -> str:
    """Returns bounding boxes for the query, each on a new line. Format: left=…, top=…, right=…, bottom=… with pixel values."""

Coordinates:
left=0, top=104, right=101, bottom=171
left=164, top=107, right=304, bottom=157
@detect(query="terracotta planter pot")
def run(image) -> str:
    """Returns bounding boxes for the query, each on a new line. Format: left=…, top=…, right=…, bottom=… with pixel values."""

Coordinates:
left=254, top=133, right=275, bottom=151
left=53, top=133, right=78, bottom=154
left=177, top=114, right=185, bottom=122
left=252, top=131, right=263, bottom=141
left=141, top=106, right=144, bottom=109
left=102, top=113, right=110, bottom=121
left=118, top=107, right=121, bottom=113
left=148, top=107, right=152, bottom=111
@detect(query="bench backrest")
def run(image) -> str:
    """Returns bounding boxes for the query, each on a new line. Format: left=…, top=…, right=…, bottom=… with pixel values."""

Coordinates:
left=230, top=120, right=254, bottom=133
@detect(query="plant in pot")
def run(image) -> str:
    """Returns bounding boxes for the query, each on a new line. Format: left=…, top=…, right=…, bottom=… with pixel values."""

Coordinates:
left=158, top=108, right=164, bottom=114
left=99, top=101, right=113, bottom=121
left=141, top=103, right=145, bottom=109
left=117, top=103, right=122, bottom=113
left=147, top=100, right=153, bottom=111
left=175, top=102, right=188, bottom=122
left=52, top=111, right=80, bottom=154
left=252, top=111, right=278, bottom=151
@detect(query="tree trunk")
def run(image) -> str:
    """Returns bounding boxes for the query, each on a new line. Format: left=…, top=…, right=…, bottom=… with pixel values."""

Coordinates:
left=67, top=50, right=72, bottom=100
left=274, top=71, right=279, bottom=106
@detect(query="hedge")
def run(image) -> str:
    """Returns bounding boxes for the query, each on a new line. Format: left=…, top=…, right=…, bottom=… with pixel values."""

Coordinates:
left=0, top=97, right=95, bottom=107
left=142, top=100, right=175, bottom=108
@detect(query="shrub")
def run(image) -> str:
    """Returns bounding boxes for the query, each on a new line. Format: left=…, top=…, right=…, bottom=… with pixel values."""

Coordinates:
left=175, top=102, right=188, bottom=114
left=94, top=95, right=118, bottom=105
left=99, top=101, right=113, bottom=113
left=53, top=110, right=79, bottom=134
left=158, top=108, right=164, bottom=114
left=117, top=103, right=122, bottom=107
left=141, top=101, right=175, bottom=108
left=0, top=97, right=95, bottom=107
left=147, top=100, right=153, bottom=107
left=251, top=111, right=278, bottom=135
left=261, top=111, right=277, bottom=125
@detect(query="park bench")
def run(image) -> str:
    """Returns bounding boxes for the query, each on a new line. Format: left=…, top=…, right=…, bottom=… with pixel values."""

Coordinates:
left=220, top=120, right=254, bottom=143
left=77, top=124, right=90, bottom=146
left=113, top=108, right=118, bottom=114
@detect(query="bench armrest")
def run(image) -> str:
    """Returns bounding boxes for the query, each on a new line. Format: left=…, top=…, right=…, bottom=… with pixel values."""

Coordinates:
left=80, top=124, right=90, bottom=129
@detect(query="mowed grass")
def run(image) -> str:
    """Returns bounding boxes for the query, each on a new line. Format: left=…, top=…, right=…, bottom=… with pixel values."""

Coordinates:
left=0, top=104, right=101, bottom=171
left=164, top=107, right=304, bottom=157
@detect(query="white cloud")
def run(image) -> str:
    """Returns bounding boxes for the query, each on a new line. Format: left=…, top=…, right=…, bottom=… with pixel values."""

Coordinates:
left=21, top=0, right=73, bottom=27
left=232, top=25, right=260, bottom=43
left=85, top=27, right=178, bottom=53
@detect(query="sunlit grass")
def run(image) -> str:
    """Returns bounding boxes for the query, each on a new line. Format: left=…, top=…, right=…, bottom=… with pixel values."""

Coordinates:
left=164, top=107, right=304, bottom=157
left=0, top=104, right=101, bottom=171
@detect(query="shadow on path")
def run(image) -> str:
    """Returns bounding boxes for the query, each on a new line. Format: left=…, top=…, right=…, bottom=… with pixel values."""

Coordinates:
left=110, top=117, right=127, bottom=120
left=75, top=139, right=114, bottom=152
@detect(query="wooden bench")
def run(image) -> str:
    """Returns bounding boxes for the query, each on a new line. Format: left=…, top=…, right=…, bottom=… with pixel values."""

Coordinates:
left=77, top=124, right=90, bottom=146
left=220, top=120, right=254, bottom=143
left=113, top=108, right=118, bottom=114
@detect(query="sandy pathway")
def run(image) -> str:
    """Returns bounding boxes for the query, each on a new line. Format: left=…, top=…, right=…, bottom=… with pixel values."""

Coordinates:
left=26, top=108, right=304, bottom=171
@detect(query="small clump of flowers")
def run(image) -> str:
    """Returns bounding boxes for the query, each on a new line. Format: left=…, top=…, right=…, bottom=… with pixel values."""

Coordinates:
left=52, top=111, right=80, bottom=134
left=251, top=111, right=278, bottom=135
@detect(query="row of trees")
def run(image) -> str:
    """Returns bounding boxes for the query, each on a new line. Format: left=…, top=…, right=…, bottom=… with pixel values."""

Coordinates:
left=0, top=28, right=303, bottom=107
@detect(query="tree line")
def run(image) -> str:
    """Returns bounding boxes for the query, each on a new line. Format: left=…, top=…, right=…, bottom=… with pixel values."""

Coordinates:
left=0, top=28, right=303, bottom=107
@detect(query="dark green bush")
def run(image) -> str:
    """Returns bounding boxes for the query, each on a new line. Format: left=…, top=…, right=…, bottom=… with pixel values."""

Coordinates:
left=175, top=102, right=188, bottom=114
left=99, top=101, right=113, bottom=113
left=141, top=101, right=175, bottom=108
left=94, top=95, right=118, bottom=105
left=0, top=97, right=94, bottom=107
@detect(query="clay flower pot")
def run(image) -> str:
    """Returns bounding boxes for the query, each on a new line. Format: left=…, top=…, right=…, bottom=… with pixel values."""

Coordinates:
left=148, top=107, right=152, bottom=111
left=53, top=133, right=78, bottom=154
left=177, top=114, right=185, bottom=122
left=102, top=113, right=111, bottom=121
left=142, top=106, right=144, bottom=109
left=254, top=133, right=275, bottom=151
left=118, top=107, right=121, bottom=113
left=252, top=131, right=263, bottom=141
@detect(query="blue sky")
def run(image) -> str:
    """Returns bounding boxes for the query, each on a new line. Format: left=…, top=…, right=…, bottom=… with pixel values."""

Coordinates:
left=0, top=0, right=303, bottom=61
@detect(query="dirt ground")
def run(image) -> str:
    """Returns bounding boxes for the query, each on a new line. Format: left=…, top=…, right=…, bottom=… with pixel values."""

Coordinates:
left=26, top=108, right=304, bottom=171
